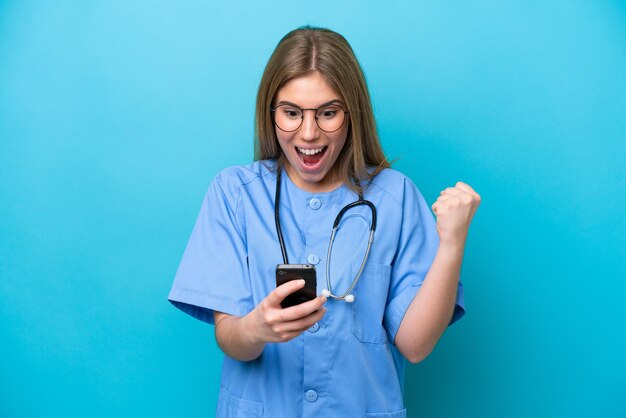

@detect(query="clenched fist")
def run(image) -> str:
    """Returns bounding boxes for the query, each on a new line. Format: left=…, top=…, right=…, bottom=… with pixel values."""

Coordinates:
left=431, top=182, right=481, bottom=248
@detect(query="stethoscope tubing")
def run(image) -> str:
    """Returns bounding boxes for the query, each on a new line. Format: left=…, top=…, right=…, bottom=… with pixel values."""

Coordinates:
left=274, top=169, right=290, bottom=265
left=274, top=168, right=376, bottom=302
left=325, top=228, right=375, bottom=301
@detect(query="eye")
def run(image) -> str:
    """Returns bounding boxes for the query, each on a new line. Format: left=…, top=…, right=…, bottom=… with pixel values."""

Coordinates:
left=281, top=107, right=302, bottom=119
left=318, top=106, right=339, bottom=119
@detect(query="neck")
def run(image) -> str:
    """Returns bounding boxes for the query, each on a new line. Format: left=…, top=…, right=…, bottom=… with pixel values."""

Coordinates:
left=284, top=164, right=343, bottom=193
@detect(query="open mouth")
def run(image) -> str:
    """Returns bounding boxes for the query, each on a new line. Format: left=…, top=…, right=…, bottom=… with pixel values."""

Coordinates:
left=296, top=146, right=328, bottom=167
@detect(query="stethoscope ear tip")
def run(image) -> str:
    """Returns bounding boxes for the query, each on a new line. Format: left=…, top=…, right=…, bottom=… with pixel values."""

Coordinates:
left=321, top=289, right=331, bottom=298
left=345, top=294, right=355, bottom=303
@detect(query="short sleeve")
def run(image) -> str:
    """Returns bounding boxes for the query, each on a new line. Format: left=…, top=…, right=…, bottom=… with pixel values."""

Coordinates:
left=167, top=175, right=253, bottom=325
left=383, top=178, right=465, bottom=343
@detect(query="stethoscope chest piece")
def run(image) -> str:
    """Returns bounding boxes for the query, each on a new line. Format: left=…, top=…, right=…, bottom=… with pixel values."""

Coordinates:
left=322, top=289, right=355, bottom=302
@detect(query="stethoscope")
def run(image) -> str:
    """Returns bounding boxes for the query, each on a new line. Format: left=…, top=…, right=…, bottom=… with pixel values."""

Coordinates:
left=274, top=168, right=377, bottom=303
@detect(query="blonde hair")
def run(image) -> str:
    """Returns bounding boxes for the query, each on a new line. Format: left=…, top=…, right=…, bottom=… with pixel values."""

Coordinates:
left=254, top=26, right=389, bottom=194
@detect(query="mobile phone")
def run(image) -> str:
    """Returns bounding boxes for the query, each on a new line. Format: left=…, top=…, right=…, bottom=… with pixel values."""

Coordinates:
left=275, top=264, right=317, bottom=309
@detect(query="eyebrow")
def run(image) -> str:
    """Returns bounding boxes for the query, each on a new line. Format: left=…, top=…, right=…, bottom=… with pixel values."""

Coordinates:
left=276, top=99, right=344, bottom=108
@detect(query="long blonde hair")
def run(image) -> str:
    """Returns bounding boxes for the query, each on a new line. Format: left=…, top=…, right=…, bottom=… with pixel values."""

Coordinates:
left=254, top=26, right=389, bottom=194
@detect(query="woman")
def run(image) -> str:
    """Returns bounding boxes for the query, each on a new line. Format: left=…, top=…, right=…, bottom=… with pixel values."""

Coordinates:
left=168, top=26, right=480, bottom=417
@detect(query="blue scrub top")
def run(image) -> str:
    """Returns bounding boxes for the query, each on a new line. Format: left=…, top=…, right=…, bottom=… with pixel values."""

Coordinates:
left=168, top=160, right=465, bottom=418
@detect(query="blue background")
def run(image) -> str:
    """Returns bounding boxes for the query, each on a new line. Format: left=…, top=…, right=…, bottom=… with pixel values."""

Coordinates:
left=1, top=1, right=625, bottom=417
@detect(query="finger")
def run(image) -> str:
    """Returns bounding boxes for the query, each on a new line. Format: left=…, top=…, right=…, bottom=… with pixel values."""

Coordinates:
left=455, top=182, right=481, bottom=200
left=433, top=196, right=461, bottom=213
left=278, top=294, right=327, bottom=321
left=281, top=306, right=327, bottom=333
left=441, top=187, right=465, bottom=197
left=454, top=181, right=475, bottom=194
left=434, top=196, right=455, bottom=210
left=266, top=279, right=306, bottom=307
left=443, top=187, right=479, bottom=206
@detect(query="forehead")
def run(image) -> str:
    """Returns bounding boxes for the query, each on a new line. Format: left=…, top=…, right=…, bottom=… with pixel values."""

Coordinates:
left=275, top=71, right=343, bottom=107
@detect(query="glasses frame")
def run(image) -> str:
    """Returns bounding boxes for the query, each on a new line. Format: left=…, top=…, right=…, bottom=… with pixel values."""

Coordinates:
left=270, top=103, right=349, bottom=133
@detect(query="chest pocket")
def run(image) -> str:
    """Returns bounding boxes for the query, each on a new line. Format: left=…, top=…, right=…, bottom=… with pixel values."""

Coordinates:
left=351, top=262, right=392, bottom=344
left=216, top=388, right=264, bottom=417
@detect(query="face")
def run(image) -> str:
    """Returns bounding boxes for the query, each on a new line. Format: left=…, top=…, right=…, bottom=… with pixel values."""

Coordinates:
left=273, top=71, right=349, bottom=193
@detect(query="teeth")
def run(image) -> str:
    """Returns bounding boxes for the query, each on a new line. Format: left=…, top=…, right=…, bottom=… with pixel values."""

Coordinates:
left=297, top=147, right=325, bottom=156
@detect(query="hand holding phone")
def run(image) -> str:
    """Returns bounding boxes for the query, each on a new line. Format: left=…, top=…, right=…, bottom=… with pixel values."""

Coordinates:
left=244, top=276, right=326, bottom=345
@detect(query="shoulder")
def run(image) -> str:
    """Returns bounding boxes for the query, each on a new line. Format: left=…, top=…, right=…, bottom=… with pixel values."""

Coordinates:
left=213, top=160, right=276, bottom=197
left=367, top=167, right=424, bottom=208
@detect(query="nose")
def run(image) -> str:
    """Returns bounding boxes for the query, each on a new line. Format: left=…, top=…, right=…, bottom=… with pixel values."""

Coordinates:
left=299, top=109, right=320, bottom=141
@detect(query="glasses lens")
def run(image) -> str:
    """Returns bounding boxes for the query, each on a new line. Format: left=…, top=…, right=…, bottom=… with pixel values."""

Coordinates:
left=274, top=105, right=303, bottom=132
left=316, top=105, right=345, bottom=132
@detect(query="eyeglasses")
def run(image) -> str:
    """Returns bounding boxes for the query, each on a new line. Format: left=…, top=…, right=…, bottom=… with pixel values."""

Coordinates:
left=270, top=103, right=348, bottom=133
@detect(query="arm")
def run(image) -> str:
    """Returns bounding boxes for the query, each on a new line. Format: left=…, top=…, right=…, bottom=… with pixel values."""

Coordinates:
left=395, top=181, right=480, bottom=364
left=394, top=243, right=464, bottom=364
left=214, top=311, right=266, bottom=362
